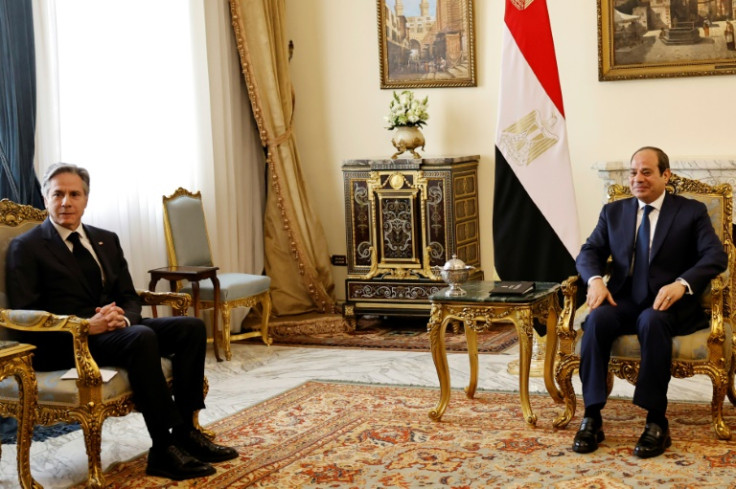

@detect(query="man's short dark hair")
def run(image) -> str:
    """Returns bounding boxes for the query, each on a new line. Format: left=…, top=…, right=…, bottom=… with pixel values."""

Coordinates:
left=631, top=146, right=670, bottom=174
left=41, top=163, right=91, bottom=197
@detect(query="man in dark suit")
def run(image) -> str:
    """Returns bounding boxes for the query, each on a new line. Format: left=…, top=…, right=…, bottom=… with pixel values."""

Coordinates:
left=6, top=163, right=238, bottom=480
left=573, top=146, right=727, bottom=458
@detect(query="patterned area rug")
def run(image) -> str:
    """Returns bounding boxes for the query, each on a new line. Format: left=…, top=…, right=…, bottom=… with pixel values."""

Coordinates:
left=267, top=315, right=519, bottom=353
left=92, top=381, right=736, bottom=488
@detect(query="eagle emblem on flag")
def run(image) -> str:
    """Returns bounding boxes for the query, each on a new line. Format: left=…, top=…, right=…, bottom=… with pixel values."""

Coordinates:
left=510, top=0, right=535, bottom=10
left=498, top=110, right=558, bottom=166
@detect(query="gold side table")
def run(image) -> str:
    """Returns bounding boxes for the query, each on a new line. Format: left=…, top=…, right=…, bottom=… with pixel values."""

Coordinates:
left=0, top=343, right=40, bottom=489
left=427, top=281, right=563, bottom=425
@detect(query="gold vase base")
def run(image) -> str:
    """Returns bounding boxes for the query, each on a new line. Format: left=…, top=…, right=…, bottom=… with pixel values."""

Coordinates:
left=391, top=149, right=422, bottom=160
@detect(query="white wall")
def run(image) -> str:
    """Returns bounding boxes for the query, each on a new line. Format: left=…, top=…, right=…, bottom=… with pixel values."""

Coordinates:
left=285, top=1, right=736, bottom=301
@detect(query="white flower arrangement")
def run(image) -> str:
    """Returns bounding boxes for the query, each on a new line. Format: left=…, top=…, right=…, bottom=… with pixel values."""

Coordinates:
left=385, top=90, right=429, bottom=130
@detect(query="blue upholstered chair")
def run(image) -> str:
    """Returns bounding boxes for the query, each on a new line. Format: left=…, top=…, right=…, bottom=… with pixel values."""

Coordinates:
left=162, top=188, right=272, bottom=361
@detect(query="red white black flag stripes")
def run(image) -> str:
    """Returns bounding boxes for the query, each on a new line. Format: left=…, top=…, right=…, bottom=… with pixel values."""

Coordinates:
left=493, top=0, right=580, bottom=286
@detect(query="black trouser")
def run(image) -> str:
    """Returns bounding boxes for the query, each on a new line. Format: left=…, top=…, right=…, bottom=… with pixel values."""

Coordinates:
left=89, top=316, right=207, bottom=445
left=579, top=293, right=706, bottom=415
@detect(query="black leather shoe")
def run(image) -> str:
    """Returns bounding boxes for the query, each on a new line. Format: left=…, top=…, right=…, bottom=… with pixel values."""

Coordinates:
left=146, top=445, right=216, bottom=480
left=174, top=428, right=239, bottom=463
left=572, top=417, right=605, bottom=454
left=633, top=423, right=671, bottom=459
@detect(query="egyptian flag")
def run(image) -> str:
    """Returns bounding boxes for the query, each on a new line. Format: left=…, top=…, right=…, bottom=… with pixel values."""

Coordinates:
left=493, top=0, right=580, bottom=300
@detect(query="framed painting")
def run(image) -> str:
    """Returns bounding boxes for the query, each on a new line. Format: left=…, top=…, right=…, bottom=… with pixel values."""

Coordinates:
left=599, top=0, right=736, bottom=81
left=377, top=0, right=476, bottom=88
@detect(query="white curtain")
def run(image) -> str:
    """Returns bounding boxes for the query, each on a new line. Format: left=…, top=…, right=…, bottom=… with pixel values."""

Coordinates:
left=31, top=0, right=265, bottom=292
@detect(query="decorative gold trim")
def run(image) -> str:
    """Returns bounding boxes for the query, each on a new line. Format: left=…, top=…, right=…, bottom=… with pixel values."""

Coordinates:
left=0, top=199, right=47, bottom=225
left=357, top=170, right=438, bottom=280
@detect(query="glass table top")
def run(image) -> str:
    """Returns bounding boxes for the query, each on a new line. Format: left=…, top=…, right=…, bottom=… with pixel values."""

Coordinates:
left=429, top=281, right=559, bottom=303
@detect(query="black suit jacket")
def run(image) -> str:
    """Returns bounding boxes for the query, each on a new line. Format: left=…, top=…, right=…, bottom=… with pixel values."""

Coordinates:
left=5, top=218, right=143, bottom=368
left=577, top=192, right=727, bottom=303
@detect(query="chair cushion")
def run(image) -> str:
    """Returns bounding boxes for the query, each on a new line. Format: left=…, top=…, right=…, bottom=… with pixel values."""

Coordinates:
left=0, top=358, right=173, bottom=405
left=181, top=273, right=270, bottom=302
left=574, top=319, right=732, bottom=363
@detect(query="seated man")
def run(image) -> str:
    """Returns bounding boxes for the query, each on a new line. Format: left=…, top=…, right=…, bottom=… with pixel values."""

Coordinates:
left=5, top=163, right=238, bottom=481
left=574, top=146, right=727, bottom=458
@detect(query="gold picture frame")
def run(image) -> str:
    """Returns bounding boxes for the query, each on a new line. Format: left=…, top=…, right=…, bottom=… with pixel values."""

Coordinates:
left=377, top=0, right=476, bottom=89
left=599, top=0, right=736, bottom=81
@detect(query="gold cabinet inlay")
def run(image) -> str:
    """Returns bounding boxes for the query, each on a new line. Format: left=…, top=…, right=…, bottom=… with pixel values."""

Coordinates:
left=342, top=156, right=482, bottom=318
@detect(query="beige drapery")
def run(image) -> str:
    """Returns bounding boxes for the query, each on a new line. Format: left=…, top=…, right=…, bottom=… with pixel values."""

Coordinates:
left=229, top=0, right=337, bottom=316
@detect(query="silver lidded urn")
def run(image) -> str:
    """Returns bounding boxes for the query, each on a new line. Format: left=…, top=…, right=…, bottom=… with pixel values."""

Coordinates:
left=434, top=254, right=474, bottom=296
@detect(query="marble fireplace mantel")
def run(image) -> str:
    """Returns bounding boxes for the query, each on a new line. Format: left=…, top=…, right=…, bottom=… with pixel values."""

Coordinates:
left=595, top=158, right=736, bottom=196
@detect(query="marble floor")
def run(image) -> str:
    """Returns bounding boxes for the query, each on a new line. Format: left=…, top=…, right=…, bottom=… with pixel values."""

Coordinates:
left=0, top=341, right=714, bottom=489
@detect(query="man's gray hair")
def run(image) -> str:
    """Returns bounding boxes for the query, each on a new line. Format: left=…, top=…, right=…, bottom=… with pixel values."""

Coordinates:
left=41, top=163, right=91, bottom=197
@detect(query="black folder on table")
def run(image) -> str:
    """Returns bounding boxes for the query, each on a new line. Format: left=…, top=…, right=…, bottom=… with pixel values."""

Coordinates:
left=490, top=281, right=535, bottom=295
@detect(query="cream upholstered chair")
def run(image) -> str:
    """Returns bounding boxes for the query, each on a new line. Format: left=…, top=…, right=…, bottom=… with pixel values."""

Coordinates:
left=0, top=199, right=207, bottom=489
left=553, top=174, right=736, bottom=440
left=162, top=188, right=272, bottom=361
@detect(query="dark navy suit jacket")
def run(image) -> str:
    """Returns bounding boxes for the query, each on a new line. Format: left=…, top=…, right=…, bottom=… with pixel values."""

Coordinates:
left=5, top=218, right=143, bottom=368
left=577, top=192, right=727, bottom=324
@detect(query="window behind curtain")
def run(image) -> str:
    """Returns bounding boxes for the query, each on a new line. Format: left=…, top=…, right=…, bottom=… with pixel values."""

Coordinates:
left=49, top=0, right=212, bottom=286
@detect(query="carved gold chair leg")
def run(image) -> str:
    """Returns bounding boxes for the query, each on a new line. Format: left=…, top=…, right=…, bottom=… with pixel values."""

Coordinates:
left=74, top=411, right=106, bottom=489
left=220, top=304, right=233, bottom=362
left=258, top=292, right=273, bottom=346
left=193, top=410, right=215, bottom=439
left=707, top=372, right=731, bottom=440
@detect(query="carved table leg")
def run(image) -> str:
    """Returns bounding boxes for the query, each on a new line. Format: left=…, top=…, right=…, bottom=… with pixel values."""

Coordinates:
left=544, top=298, right=563, bottom=403
left=464, top=323, right=479, bottom=399
left=428, top=304, right=451, bottom=421
left=512, top=313, right=537, bottom=426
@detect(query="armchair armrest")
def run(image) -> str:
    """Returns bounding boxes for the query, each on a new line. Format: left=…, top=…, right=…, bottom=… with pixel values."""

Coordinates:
left=0, top=309, right=104, bottom=388
left=137, top=290, right=191, bottom=316
left=556, top=275, right=582, bottom=359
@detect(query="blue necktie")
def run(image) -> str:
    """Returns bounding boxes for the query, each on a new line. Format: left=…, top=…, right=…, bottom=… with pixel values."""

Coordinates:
left=68, top=232, right=103, bottom=299
left=632, top=205, right=653, bottom=304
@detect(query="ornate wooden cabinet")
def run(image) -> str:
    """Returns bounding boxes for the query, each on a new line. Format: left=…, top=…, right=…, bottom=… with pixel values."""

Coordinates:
left=342, top=155, right=483, bottom=322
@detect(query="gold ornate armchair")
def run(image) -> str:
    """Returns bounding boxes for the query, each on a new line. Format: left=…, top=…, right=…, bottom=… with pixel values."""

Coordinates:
left=553, top=174, right=736, bottom=440
left=0, top=199, right=205, bottom=488
left=162, top=187, right=272, bottom=361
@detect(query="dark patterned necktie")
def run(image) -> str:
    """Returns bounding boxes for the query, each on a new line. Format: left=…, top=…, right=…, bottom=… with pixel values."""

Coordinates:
left=67, top=232, right=102, bottom=298
left=632, top=205, right=653, bottom=304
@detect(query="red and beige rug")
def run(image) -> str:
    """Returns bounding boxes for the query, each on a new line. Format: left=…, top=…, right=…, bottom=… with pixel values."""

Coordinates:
left=93, top=381, right=736, bottom=488
left=268, top=316, right=520, bottom=353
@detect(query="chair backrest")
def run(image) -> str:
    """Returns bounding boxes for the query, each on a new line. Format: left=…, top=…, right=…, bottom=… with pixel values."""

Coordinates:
left=608, top=173, right=734, bottom=311
left=0, top=199, right=47, bottom=308
left=608, top=173, right=732, bottom=245
left=162, top=188, right=214, bottom=267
